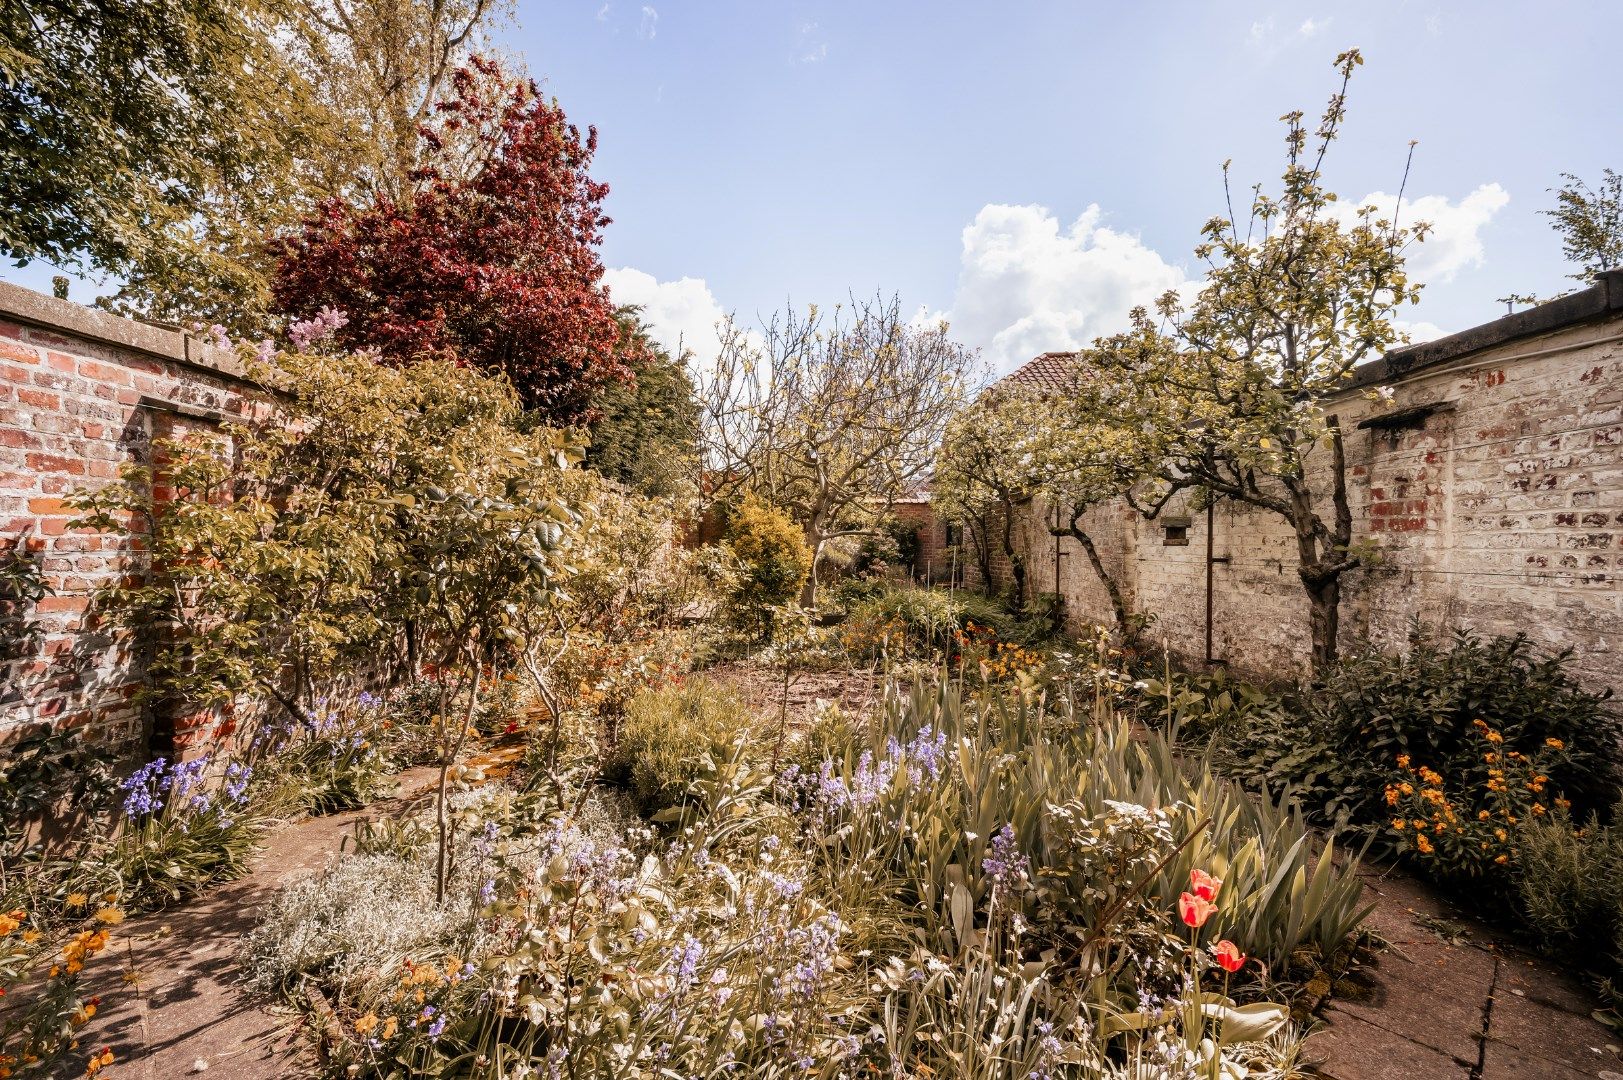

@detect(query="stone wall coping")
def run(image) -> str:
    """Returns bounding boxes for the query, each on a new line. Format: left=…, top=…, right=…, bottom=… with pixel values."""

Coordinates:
left=0, top=279, right=252, bottom=384
left=1349, top=269, right=1623, bottom=390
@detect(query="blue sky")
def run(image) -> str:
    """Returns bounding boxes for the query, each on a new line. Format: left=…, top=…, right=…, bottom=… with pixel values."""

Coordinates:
left=545, top=0, right=1621, bottom=372
left=8, top=1, right=1620, bottom=375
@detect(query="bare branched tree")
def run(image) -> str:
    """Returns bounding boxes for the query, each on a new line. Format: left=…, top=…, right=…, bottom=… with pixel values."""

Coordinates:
left=700, top=294, right=975, bottom=604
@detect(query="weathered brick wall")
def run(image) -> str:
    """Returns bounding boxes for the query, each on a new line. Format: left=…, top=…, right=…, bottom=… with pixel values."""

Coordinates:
left=971, top=282, right=1623, bottom=693
left=0, top=283, right=264, bottom=751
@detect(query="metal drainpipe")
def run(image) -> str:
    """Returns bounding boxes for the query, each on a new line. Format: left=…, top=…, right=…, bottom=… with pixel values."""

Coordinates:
left=1204, top=498, right=1233, bottom=665
left=1204, top=499, right=1219, bottom=665
left=1052, top=502, right=1064, bottom=597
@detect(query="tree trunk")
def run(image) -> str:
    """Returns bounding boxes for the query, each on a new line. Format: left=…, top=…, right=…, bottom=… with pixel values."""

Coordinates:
left=1062, top=522, right=1133, bottom=644
left=999, top=495, right=1025, bottom=608
left=1302, top=571, right=1340, bottom=674
left=967, top=516, right=995, bottom=596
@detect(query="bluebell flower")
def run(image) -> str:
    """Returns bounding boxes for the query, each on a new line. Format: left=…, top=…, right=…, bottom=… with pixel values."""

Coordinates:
left=983, top=824, right=1030, bottom=889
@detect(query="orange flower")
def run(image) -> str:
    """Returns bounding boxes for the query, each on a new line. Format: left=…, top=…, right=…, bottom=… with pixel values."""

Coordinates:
left=85, top=1048, right=114, bottom=1076
left=1415, top=834, right=1434, bottom=854
left=1189, top=869, right=1222, bottom=902
left=1179, top=892, right=1217, bottom=927
left=1212, top=940, right=1246, bottom=973
left=1545, top=737, right=1564, bottom=750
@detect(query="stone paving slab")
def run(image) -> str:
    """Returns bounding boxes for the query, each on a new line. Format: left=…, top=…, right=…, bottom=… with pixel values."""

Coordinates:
left=1306, top=1007, right=1468, bottom=1079
left=1484, top=990, right=1618, bottom=1078
left=1323, top=938, right=1495, bottom=1064
left=1308, top=864, right=1623, bottom=1080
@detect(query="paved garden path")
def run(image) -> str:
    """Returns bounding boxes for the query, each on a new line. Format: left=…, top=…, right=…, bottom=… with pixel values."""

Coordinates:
left=1307, top=863, right=1622, bottom=1079
left=51, top=767, right=442, bottom=1080
left=49, top=767, right=1622, bottom=1079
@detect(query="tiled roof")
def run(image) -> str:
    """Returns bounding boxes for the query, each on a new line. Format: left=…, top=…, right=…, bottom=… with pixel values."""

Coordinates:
left=998, top=351, right=1078, bottom=393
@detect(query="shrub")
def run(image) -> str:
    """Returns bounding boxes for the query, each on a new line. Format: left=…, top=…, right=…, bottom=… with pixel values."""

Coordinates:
left=0, top=902, right=121, bottom=1078
left=1515, top=810, right=1623, bottom=976
left=1384, top=719, right=1574, bottom=881
left=240, top=852, right=454, bottom=995
left=722, top=500, right=810, bottom=635
left=607, top=680, right=755, bottom=815
left=252, top=694, right=398, bottom=815
left=786, top=680, right=1370, bottom=977
left=1220, top=629, right=1619, bottom=832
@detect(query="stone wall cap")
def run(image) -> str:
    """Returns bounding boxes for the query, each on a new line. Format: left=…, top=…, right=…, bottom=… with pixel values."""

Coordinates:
left=1350, top=269, right=1623, bottom=390
left=0, top=279, right=253, bottom=383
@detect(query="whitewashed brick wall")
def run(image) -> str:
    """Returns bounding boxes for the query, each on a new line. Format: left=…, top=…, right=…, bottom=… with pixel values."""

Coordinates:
left=973, top=291, right=1623, bottom=692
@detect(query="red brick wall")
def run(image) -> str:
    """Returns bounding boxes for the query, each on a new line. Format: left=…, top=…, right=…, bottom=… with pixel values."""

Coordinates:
left=0, top=283, right=263, bottom=752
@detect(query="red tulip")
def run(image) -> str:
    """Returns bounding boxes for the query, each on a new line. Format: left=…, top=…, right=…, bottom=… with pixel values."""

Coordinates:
left=1190, top=868, right=1222, bottom=902
left=1212, top=940, right=1246, bottom=973
left=1179, top=891, right=1217, bottom=927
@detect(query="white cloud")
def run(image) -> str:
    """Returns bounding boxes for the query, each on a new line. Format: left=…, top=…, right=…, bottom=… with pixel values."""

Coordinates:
left=1393, top=318, right=1447, bottom=345
left=1342, top=182, right=1510, bottom=284
left=795, top=21, right=828, bottom=63
left=596, top=3, right=610, bottom=21
left=603, top=267, right=729, bottom=367
left=933, top=204, right=1187, bottom=374
left=1248, top=14, right=1331, bottom=55
left=934, top=185, right=1505, bottom=375
left=638, top=5, right=658, bottom=39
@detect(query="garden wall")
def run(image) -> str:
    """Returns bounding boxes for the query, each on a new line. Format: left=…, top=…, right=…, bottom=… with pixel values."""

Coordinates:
left=0, top=282, right=267, bottom=752
left=970, top=271, right=1623, bottom=692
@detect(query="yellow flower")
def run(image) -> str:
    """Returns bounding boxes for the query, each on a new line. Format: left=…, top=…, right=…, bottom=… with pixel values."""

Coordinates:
left=94, top=908, right=124, bottom=925
left=354, top=1013, right=379, bottom=1036
left=66, top=894, right=89, bottom=908
left=1545, top=737, right=1565, bottom=749
left=380, top=1017, right=399, bottom=1040
left=1415, top=835, right=1434, bottom=854
left=1392, top=819, right=1407, bottom=830
left=1494, top=854, right=1509, bottom=865
left=1395, top=754, right=1411, bottom=769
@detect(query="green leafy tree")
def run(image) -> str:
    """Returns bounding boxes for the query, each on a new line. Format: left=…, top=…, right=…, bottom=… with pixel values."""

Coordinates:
left=0, top=0, right=317, bottom=319
left=936, top=377, right=1164, bottom=639
left=1079, top=50, right=1423, bottom=671
left=1543, top=168, right=1622, bottom=283
left=584, top=308, right=701, bottom=498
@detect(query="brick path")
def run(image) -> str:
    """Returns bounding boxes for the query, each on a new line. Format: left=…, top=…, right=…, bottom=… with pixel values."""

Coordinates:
left=49, top=768, right=440, bottom=1080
